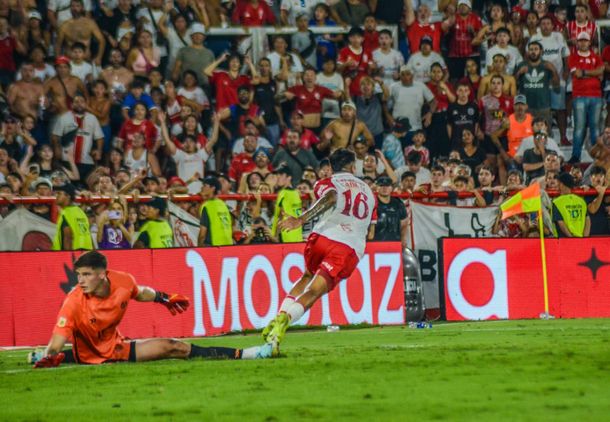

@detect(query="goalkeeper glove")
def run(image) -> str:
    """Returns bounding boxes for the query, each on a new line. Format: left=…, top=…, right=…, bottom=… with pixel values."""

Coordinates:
left=154, top=291, right=190, bottom=315
left=34, top=353, right=65, bottom=369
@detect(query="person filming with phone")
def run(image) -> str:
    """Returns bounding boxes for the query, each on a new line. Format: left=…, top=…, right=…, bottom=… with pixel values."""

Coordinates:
left=96, top=198, right=133, bottom=249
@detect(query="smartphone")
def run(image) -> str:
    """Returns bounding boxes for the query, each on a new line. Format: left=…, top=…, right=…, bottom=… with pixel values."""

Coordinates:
left=29, top=164, right=40, bottom=174
left=108, top=210, right=122, bottom=220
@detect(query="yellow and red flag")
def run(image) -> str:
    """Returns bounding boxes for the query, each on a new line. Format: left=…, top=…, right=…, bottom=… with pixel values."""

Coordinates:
left=500, top=182, right=541, bottom=220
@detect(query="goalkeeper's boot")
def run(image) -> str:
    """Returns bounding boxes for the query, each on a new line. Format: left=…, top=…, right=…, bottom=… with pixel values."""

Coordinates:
left=27, top=349, right=44, bottom=364
left=267, top=312, right=290, bottom=356
left=261, top=316, right=277, bottom=342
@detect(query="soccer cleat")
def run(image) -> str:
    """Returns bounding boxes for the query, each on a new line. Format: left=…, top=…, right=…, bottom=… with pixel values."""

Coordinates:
left=267, top=312, right=291, bottom=355
left=27, top=349, right=44, bottom=364
left=261, top=316, right=277, bottom=342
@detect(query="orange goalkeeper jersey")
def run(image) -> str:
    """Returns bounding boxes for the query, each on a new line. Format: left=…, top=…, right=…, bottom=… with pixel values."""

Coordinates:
left=53, top=270, right=139, bottom=364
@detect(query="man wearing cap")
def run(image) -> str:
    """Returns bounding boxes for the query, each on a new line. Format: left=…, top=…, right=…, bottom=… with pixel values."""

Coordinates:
left=405, top=34, right=446, bottom=83
left=134, top=197, right=174, bottom=248
left=320, top=101, right=374, bottom=153
left=43, top=56, right=87, bottom=116
left=491, top=95, right=533, bottom=159
left=271, top=166, right=302, bottom=243
left=7, top=62, right=44, bottom=121
left=390, top=66, right=436, bottom=144
left=172, top=22, right=215, bottom=87
left=29, top=178, right=54, bottom=221
left=337, top=27, right=375, bottom=98
left=552, top=172, right=590, bottom=237
left=52, top=91, right=104, bottom=180
left=372, top=29, right=405, bottom=87
left=273, top=129, right=319, bottom=183
left=567, top=31, right=604, bottom=164
left=198, top=176, right=233, bottom=247
left=52, top=183, right=93, bottom=251
left=369, top=176, right=407, bottom=245
left=444, top=0, right=482, bottom=81
left=55, top=0, right=105, bottom=66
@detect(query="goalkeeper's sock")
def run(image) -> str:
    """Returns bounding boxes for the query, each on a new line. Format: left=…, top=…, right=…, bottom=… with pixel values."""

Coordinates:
left=189, top=345, right=240, bottom=360
left=279, top=295, right=296, bottom=313
left=285, top=302, right=305, bottom=324
left=241, top=346, right=262, bottom=360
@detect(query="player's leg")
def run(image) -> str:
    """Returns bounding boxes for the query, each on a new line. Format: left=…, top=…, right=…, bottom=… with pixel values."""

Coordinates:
left=134, top=339, right=272, bottom=361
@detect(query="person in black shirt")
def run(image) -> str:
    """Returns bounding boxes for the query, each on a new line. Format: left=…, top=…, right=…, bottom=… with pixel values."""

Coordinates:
left=369, top=176, right=407, bottom=245
left=586, top=165, right=610, bottom=235
left=100, top=0, right=138, bottom=50
left=447, top=82, right=480, bottom=150
left=254, top=58, right=283, bottom=146
left=522, top=132, right=554, bottom=184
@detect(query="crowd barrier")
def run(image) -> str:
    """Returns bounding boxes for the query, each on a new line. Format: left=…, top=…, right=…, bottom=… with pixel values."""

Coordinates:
left=439, top=237, right=610, bottom=321
left=0, top=242, right=405, bottom=347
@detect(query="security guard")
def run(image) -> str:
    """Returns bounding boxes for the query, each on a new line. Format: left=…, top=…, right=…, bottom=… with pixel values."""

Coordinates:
left=198, top=176, right=233, bottom=246
left=134, top=197, right=174, bottom=248
left=52, top=184, right=93, bottom=251
left=271, top=166, right=303, bottom=243
left=552, top=172, right=590, bottom=237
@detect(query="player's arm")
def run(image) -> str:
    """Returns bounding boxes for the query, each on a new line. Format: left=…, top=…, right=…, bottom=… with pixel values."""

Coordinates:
left=135, top=285, right=189, bottom=315
left=278, top=190, right=337, bottom=231
left=45, top=333, right=67, bottom=357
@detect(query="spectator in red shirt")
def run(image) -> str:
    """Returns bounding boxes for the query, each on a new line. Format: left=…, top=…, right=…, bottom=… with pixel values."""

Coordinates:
left=117, top=103, right=159, bottom=152
left=280, top=110, right=321, bottom=152
left=426, top=62, right=456, bottom=160
left=566, top=4, right=597, bottom=53
left=232, top=0, right=276, bottom=26
left=205, top=52, right=260, bottom=111
left=363, top=14, right=379, bottom=51
left=337, top=26, right=375, bottom=97
left=404, top=0, right=450, bottom=54
left=445, top=0, right=483, bottom=81
left=0, top=16, right=26, bottom=88
left=568, top=31, right=604, bottom=163
left=284, top=68, right=342, bottom=133
left=229, top=134, right=259, bottom=184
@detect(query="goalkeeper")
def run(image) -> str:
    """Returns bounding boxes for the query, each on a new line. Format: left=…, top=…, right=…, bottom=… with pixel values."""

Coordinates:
left=32, top=251, right=271, bottom=368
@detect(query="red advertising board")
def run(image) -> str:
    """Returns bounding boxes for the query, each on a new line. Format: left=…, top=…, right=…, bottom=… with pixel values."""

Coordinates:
left=440, top=238, right=610, bottom=320
left=0, top=243, right=405, bottom=346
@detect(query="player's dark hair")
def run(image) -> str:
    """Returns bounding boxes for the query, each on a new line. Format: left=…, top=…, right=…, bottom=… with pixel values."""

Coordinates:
left=431, top=165, right=445, bottom=174
left=406, top=150, right=422, bottom=164
left=74, top=251, right=108, bottom=270
left=329, top=148, right=356, bottom=172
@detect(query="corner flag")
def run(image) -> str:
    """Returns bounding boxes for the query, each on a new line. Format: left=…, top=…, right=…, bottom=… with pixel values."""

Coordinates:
left=500, top=183, right=541, bottom=220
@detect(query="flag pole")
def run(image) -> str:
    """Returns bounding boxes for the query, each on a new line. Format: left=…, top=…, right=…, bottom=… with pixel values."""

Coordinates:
left=537, top=208, right=550, bottom=317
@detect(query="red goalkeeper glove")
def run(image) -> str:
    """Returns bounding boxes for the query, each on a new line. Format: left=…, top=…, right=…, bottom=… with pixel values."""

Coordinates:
left=34, top=353, right=65, bottom=369
left=154, top=291, right=190, bottom=315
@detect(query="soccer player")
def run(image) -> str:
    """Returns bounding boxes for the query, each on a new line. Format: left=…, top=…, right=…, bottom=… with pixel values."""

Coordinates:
left=262, top=149, right=377, bottom=353
left=32, top=251, right=271, bottom=368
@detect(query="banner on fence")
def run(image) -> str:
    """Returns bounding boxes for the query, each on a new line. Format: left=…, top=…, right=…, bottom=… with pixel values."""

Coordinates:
left=0, top=208, right=55, bottom=251
left=410, top=202, right=498, bottom=310
left=168, top=201, right=199, bottom=247
left=440, top=238, right=610, bottom=320
left=0, top=243, right=405, bottom=346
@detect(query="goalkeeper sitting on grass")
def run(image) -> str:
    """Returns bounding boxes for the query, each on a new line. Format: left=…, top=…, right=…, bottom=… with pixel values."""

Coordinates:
left=31, top=251, right=272, bottom=368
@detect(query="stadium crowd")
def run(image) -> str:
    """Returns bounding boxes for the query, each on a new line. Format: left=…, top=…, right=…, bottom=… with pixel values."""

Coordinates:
left=0, top=0, right=609, bottom=249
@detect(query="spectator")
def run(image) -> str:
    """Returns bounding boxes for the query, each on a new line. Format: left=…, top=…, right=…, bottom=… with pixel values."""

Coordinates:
left=421, top=164, right=448, bottom=204
left=514, top=116, right=563, bottom=163
left=457, top=127, right=487, bottom=177
left=284, top=68, right=341, bottom=134
left=404, top=130, right=430, bottom=167
left=238, top=148, right=274, bottom=192
left=310, top=4, right=340, bottom=69
left=568, top=31, right=604, bottom=163
left=317, top=59, right=344, bottom=128
left=445, top=0, right=482, bottom=81
left=382, top=118, right=409, bottom=170
left=404, top=0, right=446, bottom=53
left=496, top=95, right=533, bottom=160
left=219, top=86, right=264, bottom=140
left=69, top=42, right=94, bottom=85
left=231, top=0, right=276, bottom=26
left=29, top=177, right=54, bottom=220
left=266, top=35, right=304, bottom=79
left=447, top=82, right=479, bottom=149
left=390, top=66, right=436, bottom=145
left=134, top=196, right=174, bottom=248
left=161, top=111, right=219, bottom=194
left=229, top=134, right=259, bottom=184
left=566, top=4, right=597, bottom=52
left=363, top=14, right=380, bottom=51
left=337, top=26, right=374, bottom=97
left=426, top=62, right=454, bottom=159
left=531, top=150, right=561, bottom=187
left=406, top=35, right=446, bottom=84
left=320, top=101, right=373, bottom=153
left=484, top=28, right=522, bottom=76
left=52, top=183, right=93, bottom=251
left=281, top=0, right=317, bottom=26
left=522, top=131, right=553, bottom=184
left=332, top=0, right=369, bottom=27
left=369, top=175, right=407, bottom=244
left=478, top=53, right=516, bottom=99
left=118, top=102, right=159, bottom=152
left=370, top=0, right=406, bottom=25
left=205, top=52, right=257, bottom=111
left=272, top=129, right=319, bottom=184
left=352, top=76, right=387, bottom=148
left=396, top=150, right=431, bottom=186
left=121, top=79, right=158, bottom=120
left=476, top=164, right=498, bottom=205
left=55, top=0, right=105, bottom=66
left=20, top=144, right=79, bottom=182
left=271, top=165, right=302, bottom=243
left=27, top=45, right=57, bottom=83
left=97, top=198, right=133, bottom=249
left=586, top=166, right=610, bottom=236
left=177, top=70, right=210, bottom=115
left=126, top=29, right=161, bottom=80
left=171, top=22, right=215, bottom=87
left=590, top=127, right=610, bottom=174
left=372, top=29, right=404, bottom=87
left=530, top=15, right=569, bottom=143
left=101, top=49, right=134, bottom=108
left=198, top=175, right=234, bottom=246
left=552, top=172, right=591, bottom=237
left=7, top=62, right=44, bottom=122
left=458, top=58, right=481, bottom=102
left=124, top=131, right=162, bottom=177
left=514, top=41, right=558, bottom=128
left=291, top=13, right=317, bottom=68
left=51, top=92, right=104, bottom=181
left=243, top=216, right=278, bottom=244
left=44, top=56, right=88, bottom=117
left=254, top=58, right=284, bottom=146
left=87, top=80, right=112, bottom=153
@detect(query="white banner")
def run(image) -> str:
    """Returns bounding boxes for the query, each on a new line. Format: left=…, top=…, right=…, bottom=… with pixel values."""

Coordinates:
left=410, top=201, right=498, bottom=310
left=168, top=201, right=199, bottom=247
left=0, top=208, right=56, bottom=251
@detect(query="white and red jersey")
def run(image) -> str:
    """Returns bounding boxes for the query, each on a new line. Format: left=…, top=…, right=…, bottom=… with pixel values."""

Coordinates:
left=566, top=20, right=596, bottom=46
left=312, top=172, right=377, bottom=258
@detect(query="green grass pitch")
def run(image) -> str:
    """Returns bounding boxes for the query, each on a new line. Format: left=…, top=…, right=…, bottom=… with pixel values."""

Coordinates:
left=1, top=319, right=609, bottom=421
